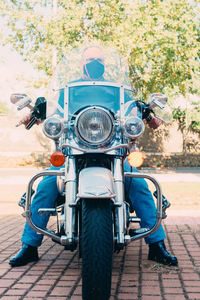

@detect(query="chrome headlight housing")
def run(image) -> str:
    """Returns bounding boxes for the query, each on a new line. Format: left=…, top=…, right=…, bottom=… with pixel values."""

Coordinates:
left=75, top=107, right=114, bottom=146
left=43, top=116, right=64, bottom=139
left=124, top=116, right=145, bottom=138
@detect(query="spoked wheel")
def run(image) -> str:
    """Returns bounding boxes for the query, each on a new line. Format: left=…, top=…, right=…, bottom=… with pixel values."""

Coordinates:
left=81, top=198, right=113, bottom=300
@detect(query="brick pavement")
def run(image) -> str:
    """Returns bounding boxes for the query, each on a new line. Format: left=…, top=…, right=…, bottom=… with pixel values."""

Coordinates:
left=0, top=215, right=200, bottom=300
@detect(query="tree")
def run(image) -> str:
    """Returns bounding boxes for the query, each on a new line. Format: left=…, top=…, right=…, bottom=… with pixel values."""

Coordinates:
left=0, top=0, right=127, bottom=75
left=0, top=0, right=200, bottom=98
left=173, top=95, right=200, bottom=152
left=119, top=0, right=200, bottom=97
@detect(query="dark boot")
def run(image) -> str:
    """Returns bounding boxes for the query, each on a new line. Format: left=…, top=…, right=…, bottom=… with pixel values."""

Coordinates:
left=148, top=240, right=178, bottom=266
left=9, top=244, right=39, bottom=267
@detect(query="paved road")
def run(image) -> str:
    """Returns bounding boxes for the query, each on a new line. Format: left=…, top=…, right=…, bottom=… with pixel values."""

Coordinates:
left=0, top=215, right=200, bottom=299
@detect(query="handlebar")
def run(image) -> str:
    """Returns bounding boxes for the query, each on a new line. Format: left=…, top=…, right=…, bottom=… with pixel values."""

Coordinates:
left=23, top=97, right=47, bottom=130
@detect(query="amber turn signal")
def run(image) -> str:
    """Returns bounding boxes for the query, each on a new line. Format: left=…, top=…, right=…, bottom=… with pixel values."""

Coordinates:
left=50, top=151, right=65, bottom=167
left=128, top=151, right=144, bottom=168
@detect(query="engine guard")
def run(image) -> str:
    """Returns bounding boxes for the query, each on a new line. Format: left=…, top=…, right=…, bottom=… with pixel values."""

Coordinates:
left=25, top=169, right=65, bottom=245
left=77, top=167, right=116, bottom=200
left=24, top=169, right=163, bottom=247
left=124, top=172, right=163, bottom=242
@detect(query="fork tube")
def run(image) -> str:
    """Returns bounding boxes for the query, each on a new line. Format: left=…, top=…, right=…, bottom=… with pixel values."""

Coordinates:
left=120, top=85, right=125, bottom=122
left=113, top=158, right=125, bottom=245
left=64, top=86, right=69, bottom=121
left=64, top=157, right=77, bottom=243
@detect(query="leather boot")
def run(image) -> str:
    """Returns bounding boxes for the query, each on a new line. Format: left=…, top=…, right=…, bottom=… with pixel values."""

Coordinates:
left=148, top=240, right=178, bottom=266
left=9, top=244, right=39, bottom=267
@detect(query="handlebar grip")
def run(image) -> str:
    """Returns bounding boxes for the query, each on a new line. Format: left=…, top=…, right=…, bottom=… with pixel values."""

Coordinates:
left=25, top=115, right=38, bottom=130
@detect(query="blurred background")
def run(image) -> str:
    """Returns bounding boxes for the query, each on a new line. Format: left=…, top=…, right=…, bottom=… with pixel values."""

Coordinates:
left=0, top=1, right=199, bottom=217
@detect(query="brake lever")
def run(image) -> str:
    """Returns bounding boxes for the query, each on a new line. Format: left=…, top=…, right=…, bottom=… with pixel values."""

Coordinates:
left=25, top=115, right=39, bottom=130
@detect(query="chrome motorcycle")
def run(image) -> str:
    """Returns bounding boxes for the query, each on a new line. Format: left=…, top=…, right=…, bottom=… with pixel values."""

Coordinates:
left=11, top=46, right=171, bottom=300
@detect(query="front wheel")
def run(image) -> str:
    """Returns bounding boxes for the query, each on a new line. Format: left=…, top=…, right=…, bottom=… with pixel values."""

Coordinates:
left=81, top=198, right=113, bottom=300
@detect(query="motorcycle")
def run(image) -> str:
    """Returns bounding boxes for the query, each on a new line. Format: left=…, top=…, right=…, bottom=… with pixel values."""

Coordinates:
left=11, top=45, right=171, bottom=300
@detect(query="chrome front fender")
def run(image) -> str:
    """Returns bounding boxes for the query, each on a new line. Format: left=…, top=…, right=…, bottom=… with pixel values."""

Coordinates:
left=77, top=167, right=116, bottom=199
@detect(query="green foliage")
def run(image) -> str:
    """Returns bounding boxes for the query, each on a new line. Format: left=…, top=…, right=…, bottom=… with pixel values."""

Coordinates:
left=0, top=0, right=200, bottom=99
left=172, top=108, right=186, bottom=131
left=173, top=106, right=200, bottom=134
left=190, top=120, right=200, bottom=133
left=188, top=104, right=200, bottom=133
left=123, top=0, right=200, bottom=97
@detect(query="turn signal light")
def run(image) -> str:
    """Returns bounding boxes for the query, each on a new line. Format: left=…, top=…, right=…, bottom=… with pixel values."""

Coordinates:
left=50, top=152, right=65, bottom=167
left=128, top=151, right=144, bottom=168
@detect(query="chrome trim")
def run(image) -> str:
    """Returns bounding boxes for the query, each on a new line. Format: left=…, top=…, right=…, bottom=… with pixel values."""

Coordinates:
left=64, top=157, right=77, bottom=243
left=38, top=208, right=56, bottom=215
left=113, top=158, right=125, bottom=244
left=77, top=194, right=116, bottom=199
left=62, top=143, right=128, bottom=153
left=123, top=116, right=145, bottom=138
left=128, top=217, right=141, bottom=223
left=120, top=85, right=125, bottom=122
left=43, top=116, right=64, bottom=139
left=64, top=86, right=69, bottom=121
left=124, top=172, right=163, bottom=242
left=25, top=170, right=65, bottom=244
left=25, top=168, right=163, bottom=247
left=77, top=167, right=116, bottom=199
left=65, top=81, right=136, bottom=93
left=57, top=168, right=65, bottom=195
left=74, top=106, right=114, bottom=147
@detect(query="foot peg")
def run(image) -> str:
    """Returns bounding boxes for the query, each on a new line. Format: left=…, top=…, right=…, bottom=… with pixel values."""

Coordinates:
left=129, top=228, right=149, bottom=237
left=153, top=191, right=171, bottom=219
left=38, top=208, right=57, bottom=216
left=128, top=217, right=141, bottom=223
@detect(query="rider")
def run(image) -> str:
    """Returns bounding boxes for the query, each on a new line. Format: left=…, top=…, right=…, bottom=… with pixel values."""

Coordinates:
left=9, top=45, right=178, bottom=267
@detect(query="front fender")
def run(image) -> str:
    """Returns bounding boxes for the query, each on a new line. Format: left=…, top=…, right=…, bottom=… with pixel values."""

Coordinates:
left=77, top=167, right=116, bottom=199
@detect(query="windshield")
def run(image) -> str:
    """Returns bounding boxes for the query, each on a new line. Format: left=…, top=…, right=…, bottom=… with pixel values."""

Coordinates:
left=47, top=45, right=132, bottom=117
left=54, top=45, right=130, bottom=88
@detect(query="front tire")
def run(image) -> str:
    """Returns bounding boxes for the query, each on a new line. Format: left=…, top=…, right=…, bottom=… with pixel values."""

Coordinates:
left=81, top=198, right=113, bottom=300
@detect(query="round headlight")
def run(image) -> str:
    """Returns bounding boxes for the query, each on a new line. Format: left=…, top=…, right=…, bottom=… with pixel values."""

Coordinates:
left=43, top=116, right=64, bottom=139
left=124, top=116, right=145, bottom=138
left=75, top=107, right=113, bottom=146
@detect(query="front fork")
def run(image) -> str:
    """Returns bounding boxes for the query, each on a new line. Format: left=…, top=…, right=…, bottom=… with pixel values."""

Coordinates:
left=64, top=157, right=127, bottom=249
left=63, top=157, right=77, bottom=247
left=113, top=158, right=126, bottom=248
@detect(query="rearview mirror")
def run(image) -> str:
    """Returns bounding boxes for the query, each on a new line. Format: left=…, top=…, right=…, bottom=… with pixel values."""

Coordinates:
left=148, top=93, right=168, bottom=110
left=148, top=94, right=172, bottom=124
left=10, top=93, right=33, bottom=111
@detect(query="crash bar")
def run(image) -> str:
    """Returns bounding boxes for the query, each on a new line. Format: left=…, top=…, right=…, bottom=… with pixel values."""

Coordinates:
left=124, top=172, right=163, bottom=242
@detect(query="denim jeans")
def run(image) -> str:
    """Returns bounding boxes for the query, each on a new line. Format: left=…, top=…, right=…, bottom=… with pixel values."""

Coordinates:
left=21, top=162, right=166, bottom=247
